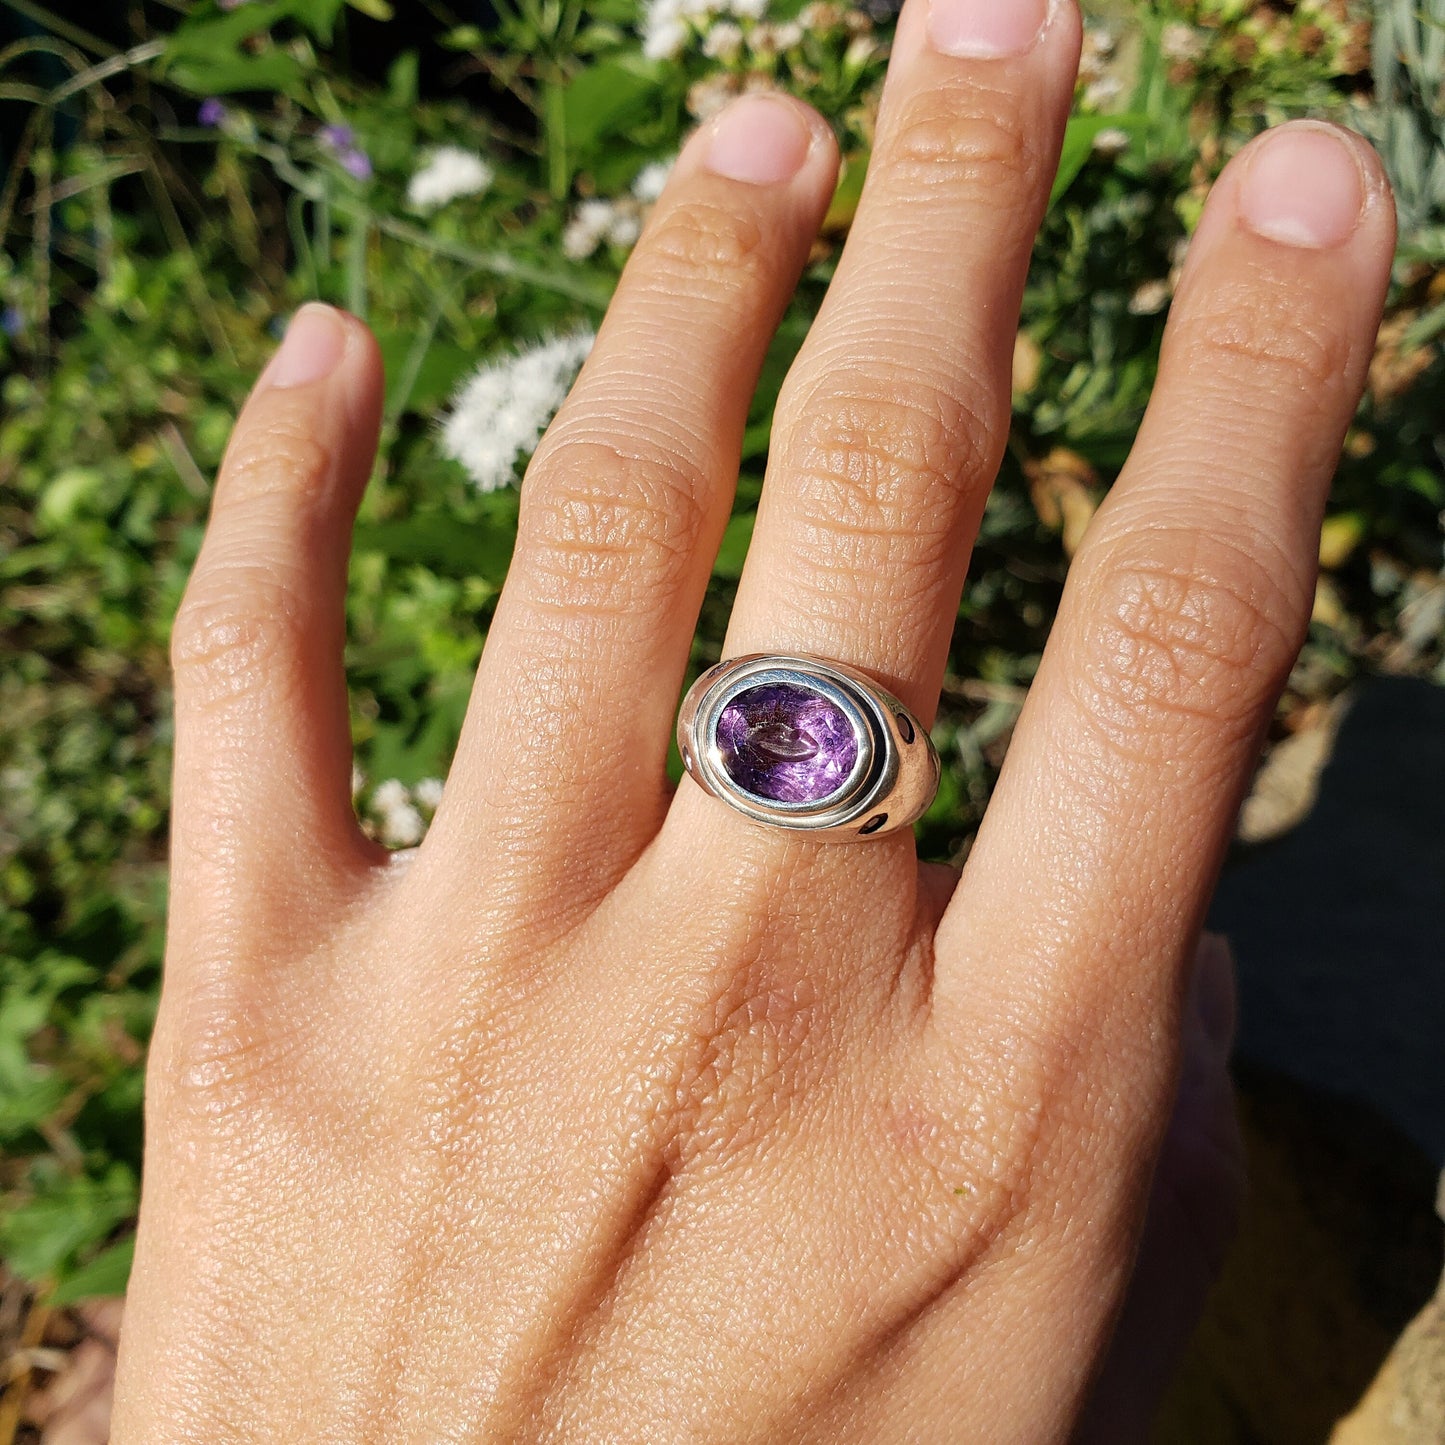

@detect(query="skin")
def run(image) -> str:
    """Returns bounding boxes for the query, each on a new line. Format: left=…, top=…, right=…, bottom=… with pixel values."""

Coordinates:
left=111, top=0, right=1396, bottom=1439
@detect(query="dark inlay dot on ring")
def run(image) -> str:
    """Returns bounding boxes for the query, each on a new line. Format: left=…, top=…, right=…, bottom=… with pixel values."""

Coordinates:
left=859, top=814, right=888, bottom=835
left=896, top=711, right=915, bottom=744
left=716, top=682, right=859, bottom=804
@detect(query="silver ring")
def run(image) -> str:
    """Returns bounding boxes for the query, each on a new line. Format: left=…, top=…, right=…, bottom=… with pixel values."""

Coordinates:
left=677, top=654, right=940, bottom=839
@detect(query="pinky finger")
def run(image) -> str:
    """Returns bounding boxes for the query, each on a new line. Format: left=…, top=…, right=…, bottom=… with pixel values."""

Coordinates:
left=168, top=306, right=384, bottom=948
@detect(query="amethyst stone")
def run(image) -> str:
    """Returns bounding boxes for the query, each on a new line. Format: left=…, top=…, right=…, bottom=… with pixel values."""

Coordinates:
left=715, top=683, right=859, bottom=804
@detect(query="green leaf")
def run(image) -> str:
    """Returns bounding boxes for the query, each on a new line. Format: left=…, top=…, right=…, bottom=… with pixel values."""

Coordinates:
left=347, top=0, right=395, bottom=18
left=352, top=506, right=517, bottom=582
left=563, top=57, right=663, bottom=159
left=287, top=0, right=348, bottom=43
left=824, top=151, right=869, bottom=232
left=1050, top=115, right=1147, bottom=207
left=0, top=1165, right=137, bottom=1283
left=387, top=51, right=420, bottom=107
left=166, top=51, right=307, bottom=98
left=375, top=333, right=472, bottom=415
left=441, top=25, right=485, bottom=51
left=36, top=468, right=106, bottom=534
left=713, top=512, right=755, bottom=580
left=49, top=1235, right=134, bottom=1305
left=165, top=3, right=290, bottom=58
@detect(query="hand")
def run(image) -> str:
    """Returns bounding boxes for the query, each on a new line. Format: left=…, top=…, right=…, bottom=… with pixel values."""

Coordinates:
left=112, top=0, right=1394, bottom=1437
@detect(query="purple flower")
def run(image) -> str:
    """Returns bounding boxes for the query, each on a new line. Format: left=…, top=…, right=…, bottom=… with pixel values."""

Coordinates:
left=1, top=306, right=24, bottom=338
left=319, top=124, right=355, bottom=151
left=198, top=98, right=228, bottom=128
left=217, top=0, right=252, bottom=10
left=339, top=148, right=373, bottom=181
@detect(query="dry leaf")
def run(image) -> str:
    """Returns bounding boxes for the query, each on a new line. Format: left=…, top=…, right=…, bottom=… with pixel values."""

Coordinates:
left=23, top=1301, right=122, bottom=1445
left=1319, top=513, right=1365, bottom=570
left=1369, top=312, right=1437, bottom=408
left=1236, top=697, right=1348, bottom=845
left=1026, top=447, right=1100, bottom=557
left=1012, top=331, right=1042, bottom=399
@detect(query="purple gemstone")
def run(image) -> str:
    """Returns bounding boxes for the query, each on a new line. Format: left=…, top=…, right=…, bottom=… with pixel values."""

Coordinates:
left=716, top=683, right=858, bottom=804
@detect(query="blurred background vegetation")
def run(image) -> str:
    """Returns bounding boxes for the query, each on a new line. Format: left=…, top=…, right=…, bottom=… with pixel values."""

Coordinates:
left=0, top=0, right=1441, bottom=1437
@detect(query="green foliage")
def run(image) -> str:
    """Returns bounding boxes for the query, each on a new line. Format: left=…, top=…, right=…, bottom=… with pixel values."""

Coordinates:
left=0, top=0, right=1442, bottom=1303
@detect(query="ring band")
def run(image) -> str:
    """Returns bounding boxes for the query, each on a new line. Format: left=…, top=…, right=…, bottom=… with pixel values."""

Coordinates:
left=677, top=654, right=940, bottom=839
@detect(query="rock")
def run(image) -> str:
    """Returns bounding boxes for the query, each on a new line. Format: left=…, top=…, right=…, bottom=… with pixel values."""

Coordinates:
left=1156, top=1069, right=1443, bottom=1445
left=1330, top=1174, right=1445, bottom=1445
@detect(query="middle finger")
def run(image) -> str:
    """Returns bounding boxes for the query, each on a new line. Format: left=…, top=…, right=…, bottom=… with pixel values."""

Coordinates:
left=725, top=0, right=1081, bottom=723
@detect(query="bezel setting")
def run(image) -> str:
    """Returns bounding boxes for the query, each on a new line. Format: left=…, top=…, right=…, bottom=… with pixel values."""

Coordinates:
left=677, top=654, right=939, bottom=838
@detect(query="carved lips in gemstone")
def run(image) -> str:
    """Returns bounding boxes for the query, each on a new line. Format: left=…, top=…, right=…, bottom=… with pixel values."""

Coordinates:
left=715, top=682, right=859, bottom=804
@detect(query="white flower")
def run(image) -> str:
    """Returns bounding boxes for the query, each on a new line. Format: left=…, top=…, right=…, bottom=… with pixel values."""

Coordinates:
left=562, top=198, right=642, bottom=259
left=688, top=72, right=739, bottom=121
left=1128, top=279, right=1172, bottom=316
left=844, top=33, right=882, bottom=67
left=1083, top=75, right=1124, bottom=111
left=631, top=158, right=674, bottom=204
left=373, top=779, right=409, bottom=812
left=440, top=330, right=595, bottom=493
left=1078, top=25, right=1116, bottom=83
left=799, top=2, right=843, bottom=32
left=371, top=779, right=425, bottom=847
left=562, top=198, right=615, bottom=259
left=1092, top=127, right=1131, bottom=158
left=414, top=777, right=445, bottom=811
left=642, top=0, right=694, bottom=59
left=643, top=0, right=768, bottom=59
left=1161, top=22, right=1205, bottom=63
left=703, top=19, right=745, bottom=59
left=561, top=220, right=598, bottom=260
left=606, top=210, right=641, bottom=248
left=407, top=146, right=494, bottom=211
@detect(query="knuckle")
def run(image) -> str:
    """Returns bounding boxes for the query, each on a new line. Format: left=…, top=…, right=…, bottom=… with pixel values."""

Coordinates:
left=517, top=436, right=710, bottom=614
left=906, top=987, right=1124, bottom=1277
left=1073, top=529, right=1305, bottom=750
left=151, top=986, right=303, bottom=1132
left=668, top=963, right=828, bottom=1177
left=1178, top=275, right=1354, bottom=397
left=171, top=569, right=309, bottom=711
left=775, top=380, right=994, bottom=577
left=642, top=196, right=768, bottom=293
left=222, top=406, right=335, bottom=506
left=882, top=82, right=1037, bottom=205
left=894, top=1047, right=1063, bottom=1274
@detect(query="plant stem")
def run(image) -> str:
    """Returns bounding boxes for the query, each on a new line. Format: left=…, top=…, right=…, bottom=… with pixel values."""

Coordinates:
left=543, top=75, right=569, bottom=202
left=383, top=290, right=445, bottom=428
left=49, top=38, right=165, bottom=104
left=0, top=0, right=114, bottom=57
left=255, top=142, right=612, bottom=309
left=345, top=210, right=370, bottom=317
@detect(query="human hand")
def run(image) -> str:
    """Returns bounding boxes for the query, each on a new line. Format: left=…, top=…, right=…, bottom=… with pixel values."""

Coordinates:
left=112, top=0, right=1395, bottom=1437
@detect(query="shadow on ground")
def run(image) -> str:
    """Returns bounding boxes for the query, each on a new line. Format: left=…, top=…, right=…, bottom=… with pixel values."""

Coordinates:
left=1158, top=676, right=1445, bottom=1444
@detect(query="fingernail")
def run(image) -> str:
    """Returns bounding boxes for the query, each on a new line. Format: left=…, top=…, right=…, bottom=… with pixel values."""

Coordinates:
left=928, top=0, right=1051, bottom=58
left=705, top=94, right=814, bottom=185
left=1238, top=125, right=1367, bottom=249
left=266, top=303, right=348, bottom=389
left=1188, top=934, right=1237, bottom=1054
